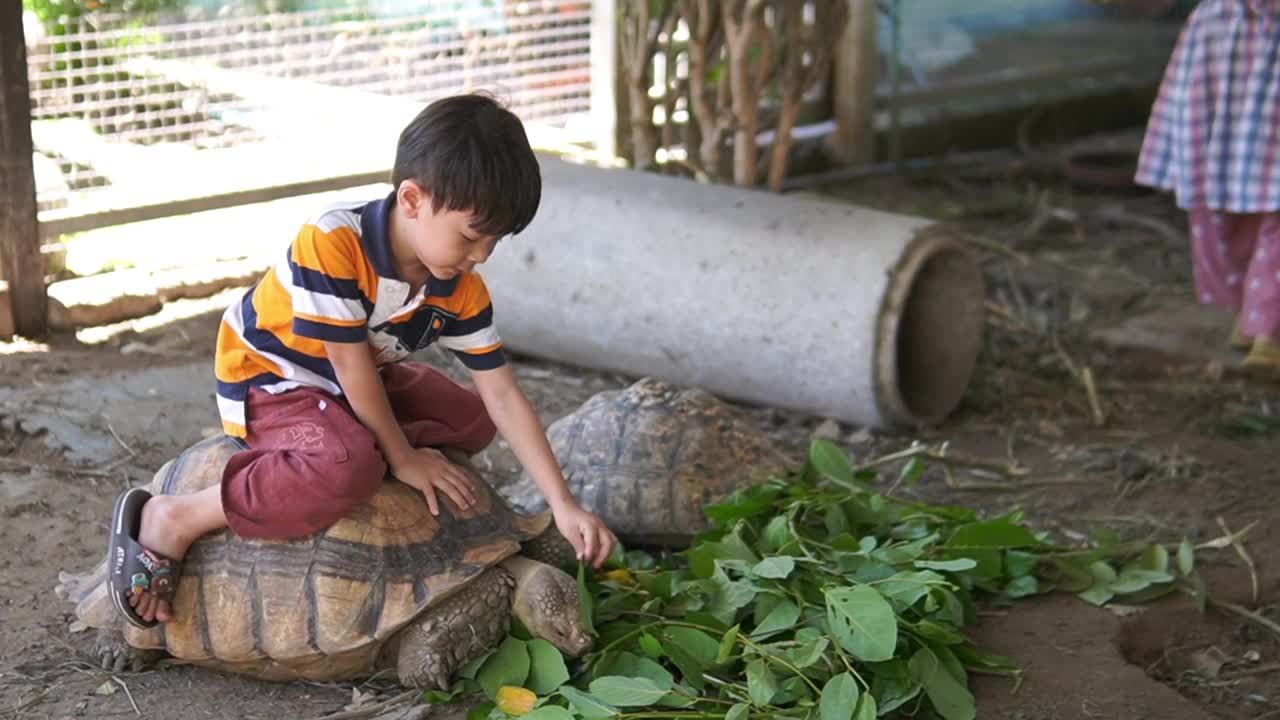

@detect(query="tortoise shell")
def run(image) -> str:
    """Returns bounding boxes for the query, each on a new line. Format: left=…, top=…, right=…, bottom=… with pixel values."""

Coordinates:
left=60, top=435, right=550, bottom=681
left=503, top=378, right=788, bottom=545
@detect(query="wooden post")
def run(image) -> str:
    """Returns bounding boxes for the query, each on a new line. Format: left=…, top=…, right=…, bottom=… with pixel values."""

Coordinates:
left=826, top=0, right=878, bottom=164
left=0, top=4, right=46, bottom=338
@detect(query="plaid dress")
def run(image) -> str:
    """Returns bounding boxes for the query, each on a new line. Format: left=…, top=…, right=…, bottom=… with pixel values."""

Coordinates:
left=1135, top=0, right=1280, bottom=212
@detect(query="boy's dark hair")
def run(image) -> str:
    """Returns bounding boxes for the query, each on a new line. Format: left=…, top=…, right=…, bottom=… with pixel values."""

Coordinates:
left=392, top=92, right=541, bottom=238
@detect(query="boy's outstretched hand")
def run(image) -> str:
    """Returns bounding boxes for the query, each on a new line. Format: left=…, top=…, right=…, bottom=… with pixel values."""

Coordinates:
left=392, top=447, right=479, bottom=516
left=553, top=502, right=616, bottom=569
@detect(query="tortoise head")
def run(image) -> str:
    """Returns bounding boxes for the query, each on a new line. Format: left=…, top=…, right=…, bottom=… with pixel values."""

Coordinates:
left=506, top=558, right=593, bottom=658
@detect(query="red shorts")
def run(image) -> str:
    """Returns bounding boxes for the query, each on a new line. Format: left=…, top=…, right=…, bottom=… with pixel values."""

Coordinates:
left=220, top=362, right=496, bottom=538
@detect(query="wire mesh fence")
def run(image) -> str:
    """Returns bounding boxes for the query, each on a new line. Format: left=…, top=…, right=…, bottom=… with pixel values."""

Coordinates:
left=25, top=2, right=594, bottom=218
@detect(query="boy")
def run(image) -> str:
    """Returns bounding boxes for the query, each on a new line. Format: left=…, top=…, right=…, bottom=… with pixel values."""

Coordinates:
left=108, top=92, right=617, bottom=629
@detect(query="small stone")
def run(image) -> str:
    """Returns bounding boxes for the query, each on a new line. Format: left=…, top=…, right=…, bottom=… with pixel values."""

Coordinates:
left=1245, top=649, right=1262, bottom=663
left=845, top=426, right=873, bottom=444
left=1190, top=648, right=1224, bottom=679
left=812, top=419, right=841, bottom=441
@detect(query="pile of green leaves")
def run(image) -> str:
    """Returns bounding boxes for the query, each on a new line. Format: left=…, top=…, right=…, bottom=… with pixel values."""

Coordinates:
left=436, top=439, right=1206, bottom=720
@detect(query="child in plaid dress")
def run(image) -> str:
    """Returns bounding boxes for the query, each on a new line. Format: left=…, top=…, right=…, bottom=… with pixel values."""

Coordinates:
left=1135, top=0, right=1280, bottom=372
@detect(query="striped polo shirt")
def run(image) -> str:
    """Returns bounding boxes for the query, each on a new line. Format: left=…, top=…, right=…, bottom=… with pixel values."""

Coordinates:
left=214, top=192, right=506, bottom=437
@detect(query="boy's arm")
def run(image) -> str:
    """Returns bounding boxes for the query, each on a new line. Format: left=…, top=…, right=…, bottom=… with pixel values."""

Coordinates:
left=471, top=364, right=616, bottom=568
left=324, top=341, right=477, bottom=514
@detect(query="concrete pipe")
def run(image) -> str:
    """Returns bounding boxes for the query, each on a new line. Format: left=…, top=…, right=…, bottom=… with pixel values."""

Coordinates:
left=480, top=155, right=986, bottom=429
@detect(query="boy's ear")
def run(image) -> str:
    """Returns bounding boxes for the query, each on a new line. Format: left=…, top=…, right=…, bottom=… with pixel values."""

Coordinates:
left=396, top=180, right=432, bottom=218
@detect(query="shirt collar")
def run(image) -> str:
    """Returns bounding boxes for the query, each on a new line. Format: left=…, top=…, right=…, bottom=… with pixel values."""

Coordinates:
left=359, top=191, right=460, bottom=297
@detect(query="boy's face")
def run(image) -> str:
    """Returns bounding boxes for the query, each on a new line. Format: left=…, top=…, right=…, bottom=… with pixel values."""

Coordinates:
left=398, top=181, right=500, bottom=280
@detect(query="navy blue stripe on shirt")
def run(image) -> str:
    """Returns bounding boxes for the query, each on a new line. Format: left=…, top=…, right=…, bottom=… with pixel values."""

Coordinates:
left=441, top=304, right=493, bottom=337
left=286, top=249, right=374, bottom=315
left=453, top=347, right=506, bottom=371
left=293, top=317, right=367, bottom=343
left=240, top=293, right=340, bottom=384
left=216, top=373, right=285, bottom=400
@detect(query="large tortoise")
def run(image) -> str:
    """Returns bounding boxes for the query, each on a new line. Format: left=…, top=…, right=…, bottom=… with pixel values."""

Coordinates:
left=503, top=378, right=790, bottom=545
left=57, top=435, right=591, bottom=688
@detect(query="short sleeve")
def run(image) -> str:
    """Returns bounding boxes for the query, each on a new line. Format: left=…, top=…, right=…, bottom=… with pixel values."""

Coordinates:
left=287, top=224, right=372, bottom=343
left=438, top=274, right=506, bottom=370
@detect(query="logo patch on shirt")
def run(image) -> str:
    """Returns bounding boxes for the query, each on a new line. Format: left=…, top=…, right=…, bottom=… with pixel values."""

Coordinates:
left=370, top=305, right=457, bottom=357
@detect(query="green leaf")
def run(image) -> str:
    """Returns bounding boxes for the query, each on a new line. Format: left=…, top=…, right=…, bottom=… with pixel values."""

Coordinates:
left=946, top=519, right=1042, bottom=550
left=808, top=438, right=856, bottom=485
left=819, top=673, right=860, bottom=720
left=751, top=599, right=800, bottom=639
left=746, top=659, right=779, bottom=706
left=704, top=486, right=782, bottom=526
left=558, top=687, right=620, bottom=718
left=476, top=637, right=530, bottom=700
left=751, top=556, right=796, bottom=579
left=914, top=558, right=977, bottom=572
left=825, top=505, right=851, bottom=538
left=1004, top=575, right=1039, bottom=599
left=588, top=676, right=668, bottom=707
left=898, top=456, right=927, bottom=487
left=466, top=701, right=496, bottom=720
left=717, top=625, right=740, bottom=663
left=639, top=633, right=664, bottom=659
left=521, top=708, right=575, bottom=720
left=525, top=639, right=570, bottom=695
left=1108, top=566, right=1174, bottom=594
left=1077, top=562, right=1118, bottom=606
left=593, top=652, right=675, bottom=689
left=688, top=546, right=718, bottom=579
left=876, top=571, right=947, bottom=610
left=1177, top=538, right=1196, bottom=576
left=852, top=694, right=878, bottom=720
left=869, top=660, right=921, bottom=714
left=785, top=633, right=830, bottom=669
left=664, top=627, right=719, bottom=664
left=1140, top=544, right=1169, bottom=574
left=825, top=586, right=898, bottom=661
left=1003, top=550, right=1039, bottom=578
left=726, top=702, right=750, bottom=720
left=761, top=515, right=794, bottom=554
left=908, top=647, right=975, bottom=720
left=661, top=627, right=720, bottom=687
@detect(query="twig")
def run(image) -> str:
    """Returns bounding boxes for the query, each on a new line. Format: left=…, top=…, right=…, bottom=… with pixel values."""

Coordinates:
left=1209, top=598, right=1280, bottom=642
left=1051, top=333, right=1105, bottom=426
left=3, top=681, right=64, bottom=716
left=1216, top=515, right=1259, bottom=604
left=1081, top=368, right=1106, bottom=427
left=105, top=421, right=138, bottom=459
left=112, top=676, right=142, bottom=716
left=961, top=232, right=1031, bottom=265
left=853, top=443, right=1030, bottom=479
left=302, top=689, right=420, bottom=720
left=1223, top=662, right=1280, bottom=679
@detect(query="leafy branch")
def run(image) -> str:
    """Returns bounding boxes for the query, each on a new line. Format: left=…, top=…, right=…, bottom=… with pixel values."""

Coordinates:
left=431, top=438, right=1234, bottom=720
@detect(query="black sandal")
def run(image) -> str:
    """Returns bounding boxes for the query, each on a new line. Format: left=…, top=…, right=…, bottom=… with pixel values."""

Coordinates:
left=107, top=488, right=182, bottom=629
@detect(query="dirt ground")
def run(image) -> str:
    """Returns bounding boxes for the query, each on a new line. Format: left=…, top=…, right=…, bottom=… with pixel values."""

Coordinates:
left=6, top=153, right=1280, bottom=720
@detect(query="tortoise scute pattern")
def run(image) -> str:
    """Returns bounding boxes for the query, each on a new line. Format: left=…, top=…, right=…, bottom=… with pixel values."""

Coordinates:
left=58, top=434, right=556, bottom=682
left=506, top=377, right=789, bottom=542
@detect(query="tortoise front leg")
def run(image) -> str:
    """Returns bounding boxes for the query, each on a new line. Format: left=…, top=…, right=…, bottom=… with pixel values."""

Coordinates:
left=396, top=567, right=516, bottom=690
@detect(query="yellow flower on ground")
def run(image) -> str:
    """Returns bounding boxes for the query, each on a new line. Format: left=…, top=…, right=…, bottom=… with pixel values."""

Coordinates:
left=496, top=686, right=537, bottom=715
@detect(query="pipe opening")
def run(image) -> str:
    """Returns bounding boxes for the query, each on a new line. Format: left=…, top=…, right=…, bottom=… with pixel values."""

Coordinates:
left=880, top=237, right=985, bottom=426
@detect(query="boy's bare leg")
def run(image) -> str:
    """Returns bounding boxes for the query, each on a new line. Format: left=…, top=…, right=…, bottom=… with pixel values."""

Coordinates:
left=130, top=485, right=227, bottom=623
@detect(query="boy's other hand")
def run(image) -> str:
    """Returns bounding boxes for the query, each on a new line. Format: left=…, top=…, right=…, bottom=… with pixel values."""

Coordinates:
left=392, top=448, right=478, bottom=516
left=552, top=502, right=616, bottom=569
